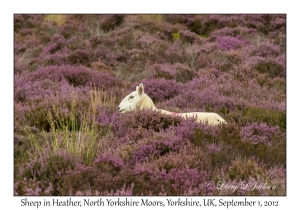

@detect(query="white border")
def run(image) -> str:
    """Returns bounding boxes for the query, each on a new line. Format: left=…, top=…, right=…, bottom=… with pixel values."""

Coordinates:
left=2, top=0, right=299, bottom=209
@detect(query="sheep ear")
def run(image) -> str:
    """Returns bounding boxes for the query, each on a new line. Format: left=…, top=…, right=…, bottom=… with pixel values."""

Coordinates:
left=138, top=83, right=144, bottom=96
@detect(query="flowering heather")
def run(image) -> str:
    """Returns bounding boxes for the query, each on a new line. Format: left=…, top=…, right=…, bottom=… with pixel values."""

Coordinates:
left=14, top=14, right=286, bottom=196
left=240, top=122, right=284, bottom=146
left=216, top=36, right=248, bottom=51
left=16, top=148, right=79, bottom=195
left=14, top=178, right=54, bottom=196
left=139, top=78, right=182, bottom=102
left=32, top=65, right=122, bottom=88
left=130, top=134, right=185, bottom=165
left=42, top=34, right=66, bottom=54
left=160, top=168, right=209, bottom=195
left=137, top=35, right=160, bottom=49
left=211, top=26, right=257, bottom=38
left=179, top=30, right=200, bottom=43
left=113, top=109, right=183, bottom=142
left=251, top=40, right=281, bottom=57
left=146, top=63, right=196, bottom=83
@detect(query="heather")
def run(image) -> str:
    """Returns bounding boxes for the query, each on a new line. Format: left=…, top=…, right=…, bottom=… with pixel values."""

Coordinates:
left=14, top=14, right=286, bottom=196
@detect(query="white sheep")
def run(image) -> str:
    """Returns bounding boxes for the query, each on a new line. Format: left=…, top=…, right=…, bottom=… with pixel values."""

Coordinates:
left=118, top=83, right=227, bottom=125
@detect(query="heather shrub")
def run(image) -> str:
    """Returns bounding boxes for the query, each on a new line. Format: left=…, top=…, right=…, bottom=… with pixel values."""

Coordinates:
left=240, top=122, right=284, bottom=146
left=18, top=148, right=78, bottom=195
left=166, top=87, right=245, bottom=113
left=63, top=145, right=281, bottom=195
left=113, top=109, right=183, bottom=139
left=16, top=88, right=117, bottom=161
left=59, top=163, right=100, bottom=195
left=103, top=27, right=135, bottom=49
left=254, top=59, right=284, bottom=78
left=189, top=122, right=285, bottom=169
left=127, top=166, right=160, bottom=195
left=14, top=41, right=27, bottom=55
left=228, top=159, right=264, bottom=181
left=199, top=35, right=224, bottom=51
left=60, top=16, right=87, bottom=39
left=94, top=151, right=126, bottom=173
left=41, top=35, right=94, bottom=66
left=187, top=15, right=205, bottom=34
left=191, top=15, right=230, bottom=35
left=61, top=152, right=134, bottom=195
left=162, top=43, right=189, bottom=64
left=90, top=60, right=113, bottom=73
left=160, top=168, right=209, bottom=195
left=67, top=49, right=92, bottom=65
left=219, top=124, right=285, bottom=168
left=41, top=34, right=66, bottom=54
left=190, top=125, right=219, bottom=147
left=209, top=50, right=245, bottom=72
left=14, top=80, right=89, bottom=131
left=262, top=167, right=286, bottom=196
left=14, top=15, right=44, bottom=32
left=100, top=15, right=124, bottom=31
left=73, top=184, right=134, bottom=196
left=137, top=34, right=161, bottom=49
left=240, top=15, right=273, bottom=34
left=14, top=73, right=72, bottom=103
left=14, top=178, right=54, bottom=196
left=211, top=26, right=256, bottom=38
left=16, top=96, right=117, bottom=195
left=92, top=108, right=119, bottom=136
left=139, top=78, right=182, bottom=102
left=130, top=133, right=186, bottom=165
left=216, top=36, right=247, bottom=51
left=251, top=41, right=281, bottom=57
left=146, top=63, right=196, bottom=83
left=90, top=28, right=148, bottom=70
left=131, top=165, right=209, bottom=195
left=171, top=120, right=232, bottom=170
left=271, top=17, right=286, bottom=30
left=32, top=65, right=122, bottom=89
left=263, top=76, right=286, bottom=94
left=163, top=14, right=194, bottom=25
left=171, top=118, right=200, bottom=140
left=243, top=107, right=286, bottom=129
left=179, top=30, right=200, bottom=43
left=151, top=145, right=211, bottom=172
left=242, top=56, right=285, bottom=79
left=18, top=28, right=34, bottom=36
left=130, top=144, right=163, bottom=165
left=118, top=41, right=178, bottom=67
left=14, top=46, right=42, bottom=72
left=14, top=133, right=32, bottom=166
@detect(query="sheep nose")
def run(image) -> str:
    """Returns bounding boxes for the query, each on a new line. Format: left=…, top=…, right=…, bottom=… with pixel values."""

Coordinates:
left=117, top=106, right=120, bottom=110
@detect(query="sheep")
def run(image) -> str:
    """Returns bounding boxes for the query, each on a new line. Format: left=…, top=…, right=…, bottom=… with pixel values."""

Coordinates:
left=118, top=83, right=227, bottom=125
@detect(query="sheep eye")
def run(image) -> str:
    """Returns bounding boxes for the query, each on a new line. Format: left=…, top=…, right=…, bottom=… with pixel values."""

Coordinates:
left=129, top=95, right=134, bottom=99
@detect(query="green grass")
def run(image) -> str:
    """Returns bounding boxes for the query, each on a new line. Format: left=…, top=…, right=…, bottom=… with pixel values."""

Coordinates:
left=172, top=32, right=180, bottom=39
left=44, top=15, right=66, bottom=25
left=18, top=89, right=117, bottom=166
